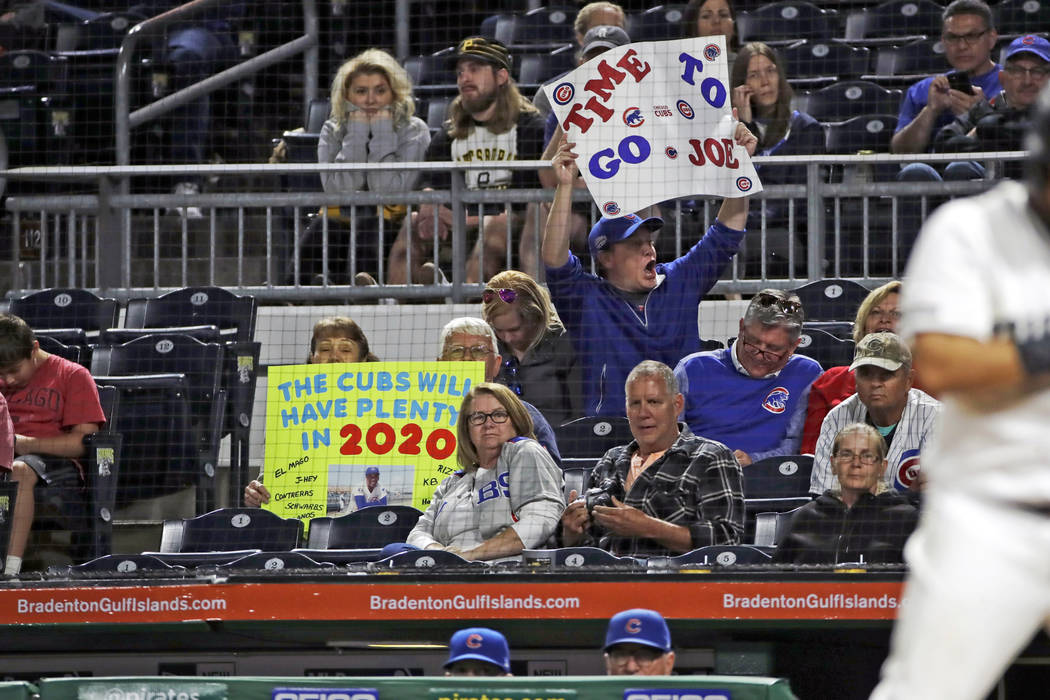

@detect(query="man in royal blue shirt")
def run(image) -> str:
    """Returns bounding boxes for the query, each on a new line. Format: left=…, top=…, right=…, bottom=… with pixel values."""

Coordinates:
left=673, top=289, right=822, bottom=466
left=541, top=128, right=757, bottom=417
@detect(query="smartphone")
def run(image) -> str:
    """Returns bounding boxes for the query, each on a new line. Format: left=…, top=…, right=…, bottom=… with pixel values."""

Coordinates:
left=945, top=70, right=974, bottom=95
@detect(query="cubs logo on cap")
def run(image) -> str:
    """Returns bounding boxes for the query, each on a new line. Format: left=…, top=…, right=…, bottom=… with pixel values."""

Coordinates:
left=445, top=627, right=511, bottom=673
left=604, top=608, right=672, bottom=652
left=588, top=211, right=663, bottom=258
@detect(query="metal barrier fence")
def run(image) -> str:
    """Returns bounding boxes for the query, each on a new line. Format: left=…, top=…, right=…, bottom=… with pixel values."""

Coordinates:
left=2, top=152, right=1023, bottom=302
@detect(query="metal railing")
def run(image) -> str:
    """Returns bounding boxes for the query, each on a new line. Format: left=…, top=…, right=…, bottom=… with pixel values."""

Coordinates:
left=2, top=152, right=1024, bottom=302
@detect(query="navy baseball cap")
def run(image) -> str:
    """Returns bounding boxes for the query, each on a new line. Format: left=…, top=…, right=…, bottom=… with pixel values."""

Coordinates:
left=603, top=608, right=672, bottom=652
left=445, top=627, right=511, bottom=672
left=365, top=466, right=380, bottom=476
left=587, top=213, right=663, bottom=258
left=1005, top=34, right=1050, bottom=64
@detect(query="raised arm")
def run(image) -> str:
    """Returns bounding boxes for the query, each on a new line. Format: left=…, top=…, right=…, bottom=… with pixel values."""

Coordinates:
left=714, top=115, right=759, bottom=230
left=541, top=138, right=580, bottom=269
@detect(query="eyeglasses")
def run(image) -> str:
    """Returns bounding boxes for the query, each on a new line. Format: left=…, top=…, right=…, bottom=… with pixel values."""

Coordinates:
left=1003, top=64, right=1050, bottom=79
left=482, top=288, right=517, bottom=304
left=942, top=29, right=989, bottom=46
left=467, top=409, right=510, bottom=426
left=753, top=292, right=803, bottom=316
left=502, top=356, right=523, bottom=396
left=833, top=450, right=880, bottom=465
left=607, top=646, right=665, bottom=665
left=739, top=334, right=789, bottom=363
left=444, top=345, right=493, bottom=360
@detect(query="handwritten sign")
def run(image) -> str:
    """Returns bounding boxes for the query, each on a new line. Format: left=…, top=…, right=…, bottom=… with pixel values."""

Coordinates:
left=544, top=36, right=762, bottom=216
left=264, top=361, right=485, bottom=524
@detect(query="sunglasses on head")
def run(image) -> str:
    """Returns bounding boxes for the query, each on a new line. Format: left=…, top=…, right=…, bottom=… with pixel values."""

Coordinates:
left=482, top=288, right=517, bottom=304
left=754, top=292, right=802, bottom=315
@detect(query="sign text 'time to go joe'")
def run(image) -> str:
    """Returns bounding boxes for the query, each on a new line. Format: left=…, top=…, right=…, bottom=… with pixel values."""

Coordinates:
left=264, top=361, right=485, bottom=524
left=544, top=35, right=762, bottom=217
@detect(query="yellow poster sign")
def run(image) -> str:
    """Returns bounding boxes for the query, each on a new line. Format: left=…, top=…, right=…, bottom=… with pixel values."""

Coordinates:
left=263, top=361, right=485, bottom=524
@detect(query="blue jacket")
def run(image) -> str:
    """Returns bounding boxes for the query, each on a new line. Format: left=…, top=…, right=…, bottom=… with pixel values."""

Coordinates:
left=674, top=344, right=822, bottom=459
left=546, top=220, right=745, bottom=415
left=895, top=65, right=1002, bottom=141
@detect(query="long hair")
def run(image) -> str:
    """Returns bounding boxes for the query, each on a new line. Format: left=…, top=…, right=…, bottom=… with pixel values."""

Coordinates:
left=447, top=71, right=539, bottom=140
left=853, top=281, right=902, bottom=344
left=456, top=382, right=535, bottom=470
left=481, top=270, right=564, bottom=355
left=731, top=42, right=794, bottom=150
left=683, top=0, right=739, bottom=51
left=328, top=49, right=416, bottom=128
left=308, top=316, right=379, bottom=363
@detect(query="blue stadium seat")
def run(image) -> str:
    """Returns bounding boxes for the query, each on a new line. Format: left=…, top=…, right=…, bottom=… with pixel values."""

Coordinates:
left=218, top=551, right=334, bottom=571
left=382, top=549, right=485, bottom=569
left=554, top=415, right=632, bottom=460
left=824, top=114, right=898, bottom=153
left=522, top=546, right=645, bottom=569
left=783, top=41, right=871, bottom=84
left=868, top=37, right=946, bottom=83
left=844, top=0, right=945, bottom=45
left=509, top=6, right=576, bottom=49
left=307, top=505, right=423, bottom=549
left=626, top=4, right=687, bottom=42
left=795, top=327, right=857, bottom=369
left=798, top=80, right=903, bottom=123
left=479, top=13, right=518, bottom=46
left=58, top=554, right=185, bottom=577
left=753, top=504, right=807, bottom=547
left=994, top=0, right=1050, bottom=36
left=10, top=288, right=119, bottom=339
left=516, top=48, right=576, bottom=90
left=663, top=544, right=774, bottom=568
left=736, top=1, right=840, bottom=44
left=35, top=334, right=83, bottom=366
left=792, top=278, right=872, bottom=321
left=404, top=50, right=457, bottom=94
left=803, top=320, right=855, bottom=341
left=156, top=507, right=304, bottom=553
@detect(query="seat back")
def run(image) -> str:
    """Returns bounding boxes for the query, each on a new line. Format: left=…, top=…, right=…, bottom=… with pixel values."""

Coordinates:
left=563, top=464, right=591, bottom=502
left=799, top=80, right=902, bottom=123
left=845, top=0, right=944, bottom=42
left=511, top=6, right=576, bottom=47
left=36, top=334, right=82, bottom=365
left=753, top=505, right=807, bottom=547
left=824, top=114, right=898, bottom=153
left=626, top=4, right=686, bottom=42
left=872, top=37, right=946, bottom=79
left=516, top=50, right=575, bottom=88
left=804, top=321, right=855, bottom=340
left=744, top=455, right=814, bottom=499
left=737, top=1, right=839, bottom=43
left=792, top=278, right=871, bottom=321
left=554, top=415, right=632, bottom=460
left=161, top=508, right=303, bottom=552
left=305, top=98, right=330, bottom=133
left=219, top=551, right=330, bottom=571
left=384, top=549, right=482, bottom=569
left=783, top=41, right=871, bottom=82
left=307, top=505, right=423, bottom=549
left=124, top=286, right=256, bottom=342
left=668, top=545, right=774, bottom=567
left=995, top=1, right=1050, bottom=35
left=795, top=328, right=856, bottom=369
left=10, top=288, right=119, bottom=336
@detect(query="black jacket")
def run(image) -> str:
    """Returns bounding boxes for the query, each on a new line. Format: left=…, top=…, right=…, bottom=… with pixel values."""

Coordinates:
left=773, top=490, right=918, bottom=565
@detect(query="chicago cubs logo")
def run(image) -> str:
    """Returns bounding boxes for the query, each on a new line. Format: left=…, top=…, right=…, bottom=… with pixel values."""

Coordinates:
left=896, top=449, right=921, bottom=489
left=623, top=213, right=641, bottom=223
left=704, top=43, right=721, bottom=60
left=736, top=176, right=753, bottom=191
left=676, top=99, right=694, bottom=119
left=665, top=146, right=678, bottom=159
left=625, top=617, right=643, bottom=634
left=466, top=633, right=484, bottom=649
left=623, top=107, right=645, bottom=127
left=602, top=201, right=620, bottom=216
left=762, top=387, right=790, bottom=414
left=553, top=82, right=575, bottom=105
left=653, top=104, right=673, bottom=117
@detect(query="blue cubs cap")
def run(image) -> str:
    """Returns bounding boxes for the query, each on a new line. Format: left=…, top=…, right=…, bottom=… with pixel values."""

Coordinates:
left=587, top=213, right=663, bottom=259
left=365, top=466, right=380, bottom=476
left=445, top=627, right=511, bottom=673
left=1005, top=34, right=1050, bottom=64
left=603, top=608, right=672, bottom=652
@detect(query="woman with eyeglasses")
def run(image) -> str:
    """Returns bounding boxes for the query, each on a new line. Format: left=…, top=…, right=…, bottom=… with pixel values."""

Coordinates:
left=480, top=271, right=580, bottom=428
left=406, top=382, right=565, bottom=561
left=800, top=281, right=929, bottom=454
left=773, top=423, right=918, bottom=565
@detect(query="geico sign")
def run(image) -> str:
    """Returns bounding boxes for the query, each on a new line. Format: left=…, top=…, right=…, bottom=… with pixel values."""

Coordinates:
left=625, top=693, right=731, bottom=700
left=272, top=691, right=377, bottom=700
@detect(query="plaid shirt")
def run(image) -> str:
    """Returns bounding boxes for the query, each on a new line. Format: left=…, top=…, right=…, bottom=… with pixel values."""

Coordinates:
left=580, top=424, right=744, bottom=557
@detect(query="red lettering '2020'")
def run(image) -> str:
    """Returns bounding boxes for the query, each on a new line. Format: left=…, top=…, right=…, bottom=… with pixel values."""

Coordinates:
left=340, top=422, right=456, bottom=460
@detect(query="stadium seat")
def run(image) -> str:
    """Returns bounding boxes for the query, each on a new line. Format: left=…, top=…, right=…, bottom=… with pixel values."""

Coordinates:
left=753, top=505, right=807, bottom=547
left=736, top=2, right=840, bottom=44
left=795, top=328, right=856, bottom=369
left=91, top=335, right=226, bottom=511
left=156, top=507, right=304, bottom=553
left=35, top=334, right=83, bottom=366
left=792, top=278, right=871, bottom=321
left=868, top=37, right=946, bottom=83
left=57, top=553, right=185, bottom=577
left=10, top=288, right=119, bottom=339
left=307, top=505, right=423, bottom=549
left=0, top=482, right=17, bottom=564
left=404, top=50, right=457, bottom=95
left=994, top=0, right=1050, bottom=36
left=661, top=544, right=774, bottom=568
left=479, top=13, right=518, bottom=46
left=423, top=96, right=451, bottom=132
left=803, top=321, right=855, bottom=340
left=77, top=384, right=123, bottom=561
left=844, top=0, right=945, bottom=45
left=516, top=48, right=576, bottom=90
left=509, top=6, right=576, bottom=49
left=554, top=415, right=632, bottom=460
left=218, top=551, right=334, bottom=571
left=123, top=287, right=260, bottom=498
left=742, top=454, right=814, bottom=543
left=522, top=547, right=645, bottom=569
left=291, top=547, right=385, bottom=565
left=563, top=465, right=591, bottom=501
left=626, top=4, right=687, bottom=42
left=797, top=80, right=902, bottom=123
left=382, top=549, right=485, bottom=569
left=824, top=114, right=898, bottom=154
left=782, top=41, right=871, bottom=85
left=0, top=50, right=72, bottom=167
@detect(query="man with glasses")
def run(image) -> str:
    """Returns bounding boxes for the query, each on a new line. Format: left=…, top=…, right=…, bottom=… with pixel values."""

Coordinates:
left=559, top=361, right=744, bottom=556
left=603, top=608, right=675, bottom=676
left=891, top=0, right=1001, bottom=156
left=437, top=317, right=561, bottom=465
left=673, top=289, right=821, bottom=466
left=809, top=332, right=941, bottom=497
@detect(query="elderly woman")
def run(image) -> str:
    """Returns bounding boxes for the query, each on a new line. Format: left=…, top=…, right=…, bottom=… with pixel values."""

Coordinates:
left=774, top=423, right=919, bottom=565
left=481, top=270, right=580, bottom=427
left=801, top=281, right=917, bottom=453
left=244, top=316, right=378, bottom=507
left=298, top=48, right=431, bottom=285
left=407, top=383, right=565, bottom=561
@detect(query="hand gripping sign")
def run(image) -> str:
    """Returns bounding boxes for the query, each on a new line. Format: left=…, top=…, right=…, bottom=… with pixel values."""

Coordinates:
left=545, top=36, right=762, bottom=217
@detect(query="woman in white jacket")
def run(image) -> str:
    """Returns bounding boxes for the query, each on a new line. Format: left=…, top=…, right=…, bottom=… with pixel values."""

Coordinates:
left=408, top=383, right=565, bottom=561
left=299, top=48, right=431, bottom=285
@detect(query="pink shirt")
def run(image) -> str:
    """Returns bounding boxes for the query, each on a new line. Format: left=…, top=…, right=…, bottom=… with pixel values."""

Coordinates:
left=0, top=394, right=12, bottom=470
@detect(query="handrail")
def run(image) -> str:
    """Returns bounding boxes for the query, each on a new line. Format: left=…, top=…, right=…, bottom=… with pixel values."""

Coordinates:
left=115, top=0, right=319, bottom=168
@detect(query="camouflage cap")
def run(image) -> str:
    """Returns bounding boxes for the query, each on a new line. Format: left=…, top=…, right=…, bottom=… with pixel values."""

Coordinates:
left=850, top=332, right=912, bottom=372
